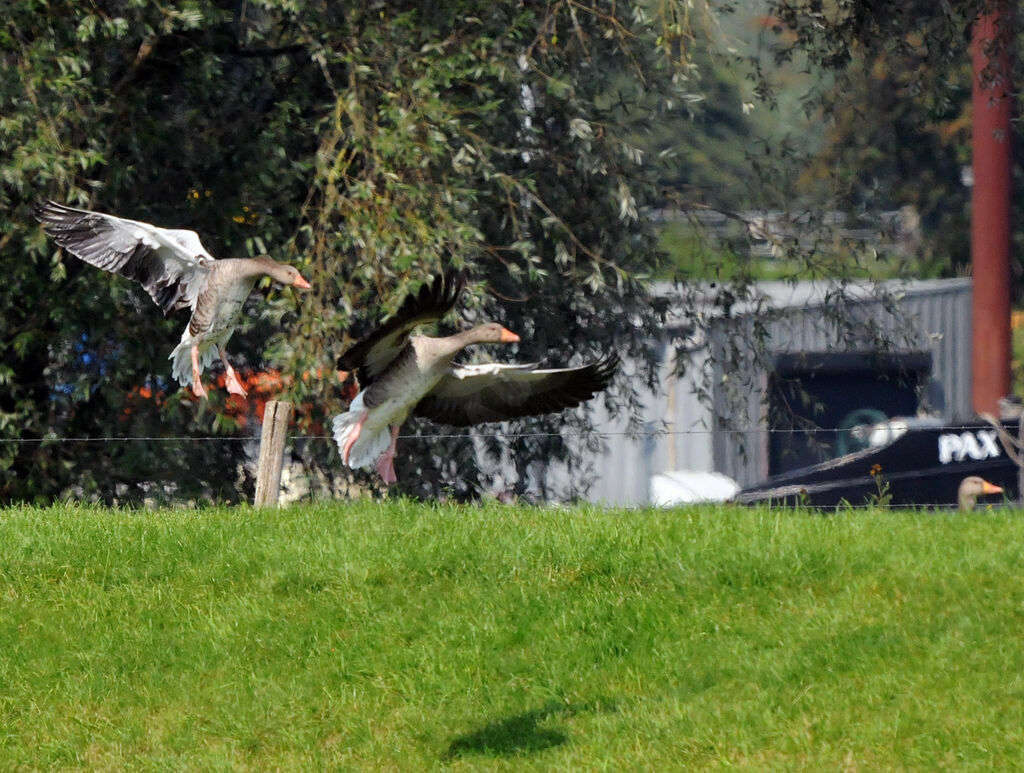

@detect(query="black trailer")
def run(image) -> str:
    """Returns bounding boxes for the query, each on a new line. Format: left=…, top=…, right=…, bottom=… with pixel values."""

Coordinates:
left=735, top=420, right=1019, bottom=508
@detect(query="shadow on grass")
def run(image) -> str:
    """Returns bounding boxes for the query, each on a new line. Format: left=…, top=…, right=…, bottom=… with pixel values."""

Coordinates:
left=443, top=698, right=617, bottom=760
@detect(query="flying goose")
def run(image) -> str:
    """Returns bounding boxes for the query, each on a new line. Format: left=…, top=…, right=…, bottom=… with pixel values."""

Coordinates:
left=34, top=199, right=311, bottom=398
left=332, top=273, right=619, bottom=484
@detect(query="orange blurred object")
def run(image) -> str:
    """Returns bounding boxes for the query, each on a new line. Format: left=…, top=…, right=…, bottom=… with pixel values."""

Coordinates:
left=123, top=369, right=358, bottom=434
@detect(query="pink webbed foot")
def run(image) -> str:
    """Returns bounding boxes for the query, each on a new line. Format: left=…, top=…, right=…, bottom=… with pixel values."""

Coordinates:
left=375, top=425, right=401, bottom=485
left=342, top=413, right=367, bottom=465
left=224, top=367, right=248, bottom=397
left=221, top=348, right=247, bottom=397
left=376, top=453, right=398, bottom=485
left=190, top=346, right=208, bottom=399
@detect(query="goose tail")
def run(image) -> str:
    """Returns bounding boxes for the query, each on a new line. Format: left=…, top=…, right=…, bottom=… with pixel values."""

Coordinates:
left=332, top=394, right=392, bottom=469
left=168, top=332, right=218, bottom=387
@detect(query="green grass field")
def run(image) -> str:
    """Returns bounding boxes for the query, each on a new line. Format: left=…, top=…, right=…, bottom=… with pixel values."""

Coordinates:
left=2, top=501, right=1023, bottom=770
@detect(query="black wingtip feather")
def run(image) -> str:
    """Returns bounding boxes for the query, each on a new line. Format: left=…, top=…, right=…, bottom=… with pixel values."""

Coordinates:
left=337, top=271, right=467, bottom=372
left=33, top=199, right=72, bottom=228
left=591, top=352, right=620, bottom=384
left=570, top=352, right=620, bottom=399
left=565, top=352, right=620, bottom=406
left=399, top=271, right=465, bottom=322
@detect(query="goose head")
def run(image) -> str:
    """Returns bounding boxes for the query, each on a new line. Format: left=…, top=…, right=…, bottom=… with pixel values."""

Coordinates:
left=433, top=322, right=520, bottom=360
left=465, top=322, right=520, bottom=345
left=957, top=476, right=1004, bottom=511
left=254, top=255, right=312, bottom=290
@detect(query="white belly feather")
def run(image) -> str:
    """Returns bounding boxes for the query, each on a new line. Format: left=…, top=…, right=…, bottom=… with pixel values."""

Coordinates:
left=332, top=370, right=443, bottom=470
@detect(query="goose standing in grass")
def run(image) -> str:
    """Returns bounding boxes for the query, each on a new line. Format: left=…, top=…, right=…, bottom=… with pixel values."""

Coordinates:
left=35, top=200, right=311, bottom=398
left=332, top=273, right=619, bottom=484
left=957, top=476, right=1004, bottom=511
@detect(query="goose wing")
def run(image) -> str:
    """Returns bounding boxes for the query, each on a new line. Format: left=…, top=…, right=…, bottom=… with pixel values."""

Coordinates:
left=412, top=353, right=619, bottom=427
left=34, top=199, right=213, bottom=315
left=338, top=272, right=465, bottom=385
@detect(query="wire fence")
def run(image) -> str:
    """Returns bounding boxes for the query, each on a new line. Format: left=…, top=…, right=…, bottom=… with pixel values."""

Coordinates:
left=0, top=423, right=1009, bottom=445
left=2, top=424, right=1017, bottom=511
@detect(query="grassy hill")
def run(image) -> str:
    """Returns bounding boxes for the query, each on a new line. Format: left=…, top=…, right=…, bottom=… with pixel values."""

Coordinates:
left=2, top=501, right=1023, bottom=770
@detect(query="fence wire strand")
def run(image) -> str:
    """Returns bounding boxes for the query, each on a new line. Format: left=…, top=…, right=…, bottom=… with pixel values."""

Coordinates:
left=0, top=424, right=1004, bottom=445
left=3, top=426, right=1016, bottom=512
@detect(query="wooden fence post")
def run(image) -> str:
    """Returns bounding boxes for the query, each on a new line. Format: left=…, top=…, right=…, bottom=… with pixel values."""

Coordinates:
left=254, top=400, right=293, bottom=507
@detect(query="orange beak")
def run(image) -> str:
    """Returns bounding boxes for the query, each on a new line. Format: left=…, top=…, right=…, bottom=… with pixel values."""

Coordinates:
left=293, top=274, right=312, bottom=290
left=982, top=480, right=1004, bottom=495
left=499, top=327, right=520, bottom=343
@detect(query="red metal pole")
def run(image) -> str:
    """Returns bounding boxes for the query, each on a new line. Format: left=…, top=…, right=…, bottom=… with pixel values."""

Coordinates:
left=971, top=3, right=1013, bottom=415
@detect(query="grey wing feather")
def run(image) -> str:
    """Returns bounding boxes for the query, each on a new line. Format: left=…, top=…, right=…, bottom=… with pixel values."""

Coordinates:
left=413, top=353, right=619, bottom=427
left=34, top=199, right=212, bottom=315
left=338, top=272, right=465, bottom=385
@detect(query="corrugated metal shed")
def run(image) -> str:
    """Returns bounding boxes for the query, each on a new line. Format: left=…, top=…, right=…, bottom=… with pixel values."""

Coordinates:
left=567, top=277, right=973, bottom=505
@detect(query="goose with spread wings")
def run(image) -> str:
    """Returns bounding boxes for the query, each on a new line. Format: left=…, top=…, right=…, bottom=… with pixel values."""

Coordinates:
left=332, top=273, right=618, bottom=484
left=34, top=200, right=311, bottom=398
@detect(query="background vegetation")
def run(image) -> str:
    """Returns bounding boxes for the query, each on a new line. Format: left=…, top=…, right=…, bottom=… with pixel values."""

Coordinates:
left=2, top=500, right=1023, bottom=769
left=2, top=0, right=1017, bottom=503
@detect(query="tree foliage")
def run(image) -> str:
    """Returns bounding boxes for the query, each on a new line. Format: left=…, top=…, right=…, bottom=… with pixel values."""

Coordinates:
left=756, top=0, right=1016, bottom=279
left=2, top=0, right=704, bottom=503
left=3, top=1, right=1008, bottom=503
